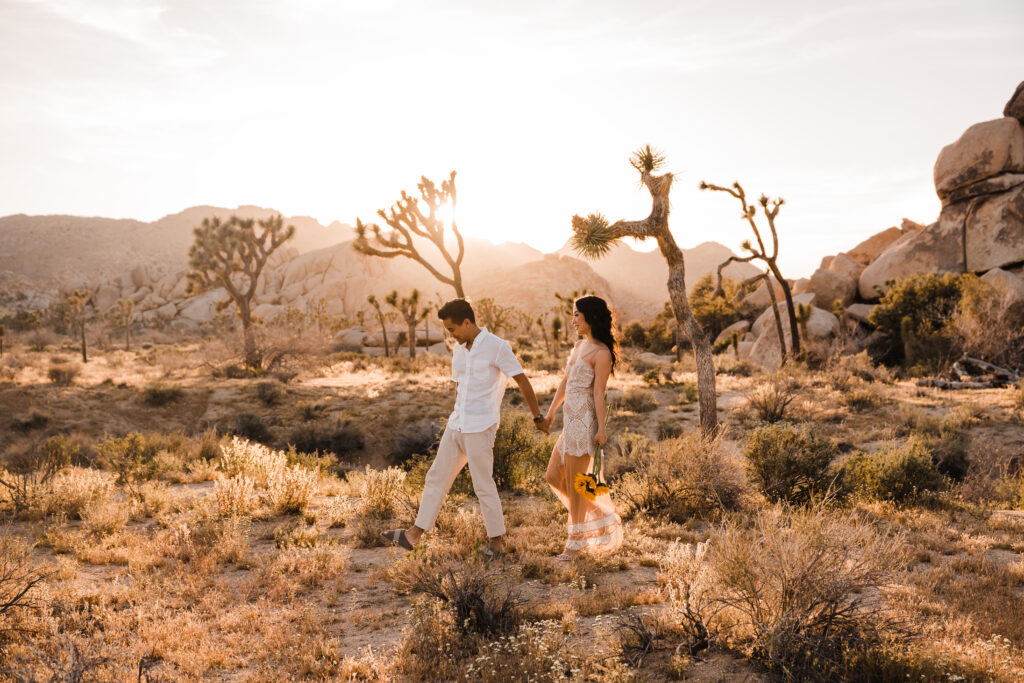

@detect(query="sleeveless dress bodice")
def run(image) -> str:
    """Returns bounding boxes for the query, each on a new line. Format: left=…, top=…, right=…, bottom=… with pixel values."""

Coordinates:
left=555, top=357, right=597, bottom=459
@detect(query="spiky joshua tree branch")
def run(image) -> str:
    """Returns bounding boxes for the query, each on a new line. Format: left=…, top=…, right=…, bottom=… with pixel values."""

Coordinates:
left=385, top=289, right=430, bottom=359
left=354, top=171, right=466, bottom=298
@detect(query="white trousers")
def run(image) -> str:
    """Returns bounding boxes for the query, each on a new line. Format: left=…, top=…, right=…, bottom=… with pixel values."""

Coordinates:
left=414, top=423, right=505, bottom=538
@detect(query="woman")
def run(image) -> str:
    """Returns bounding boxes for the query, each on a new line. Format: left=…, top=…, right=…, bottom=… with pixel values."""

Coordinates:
left=539, top=295, right=623, bottom=560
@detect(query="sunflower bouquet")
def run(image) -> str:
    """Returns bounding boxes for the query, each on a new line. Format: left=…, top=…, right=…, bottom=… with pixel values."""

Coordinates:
left=574, top=405, right=612, bottom=502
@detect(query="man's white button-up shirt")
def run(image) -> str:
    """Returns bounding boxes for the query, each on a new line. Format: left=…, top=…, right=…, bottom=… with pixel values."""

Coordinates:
left=448, top=328, right=524, bottom=434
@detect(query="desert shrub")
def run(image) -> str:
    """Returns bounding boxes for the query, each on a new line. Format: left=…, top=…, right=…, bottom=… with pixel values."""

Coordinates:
left=0, top=436, right=79, bottom=516
left=230, top=412, right=272, bottom=444
left=9, top=412, right=49, bottom=432
left=349, top=466, right=410, bottom=519
left=140, top=382, right=183, bottom=406
left=1014, top=382, right=1024, bottom=413
left=616, top=432, right=745, bottom=522
left=743, top=423, right=838, bottom=505
left=466, top=620, right=579, bottom=682
left=868, top=273, right=966, bottom=371
left=47, top=363, right=79, bottom=386
left=297, top=401, right=326, bottom=421
left=827, top=351, right=892, bottom=389
left=617, top=387, right=658, bottom=414
left=0, top=531, right=46, bottom=636
left=411, top=561, right=521, bottom=637
left=659, top=541, right=719, bottom=656
left=389, top=419, right=441, bottom=465
left=677, top=381, right=698, bottom=403
left=621, top=320, right=646, bottom=348
left=709, top=505, right=906, bottom=679
left=265, top=464, right=319, bottom=513
left=285, top=419, right=363, bottom=459
left=689, top=274, right=760, bottom=343
left=80, top=497, right=129, bottom=537
left=746, top=375, right=798, bottom=423
left=283, top=445, right=338, bottom=475
left=657, top=419, right=685, bottom=440
left=491, top=412, right=556, bottom=491
left=166, top=513, right=249, bottom=566
left=642, top=367, right=660, bottom=385
left=911, top=418, right=970, bottom=481
left=255, top=380, right=284, bottom=406
left=42, top=467, right=116, bottom=519
left=214, top=475, right=256, bottom=516
left=840, top=437, right=945, bottom=504
left=841, top=383, right=886, bottom=412
left=273, top=520, right=319, bottom=549
left=218, top=436, right=286, bottom=487
left=643, top=303, right=680, bottom=354
left=94, top=432, right=166, bottom=490
left=395, top=599, right=480, bottom=681
left=951, top=274, right=1024, bottom=369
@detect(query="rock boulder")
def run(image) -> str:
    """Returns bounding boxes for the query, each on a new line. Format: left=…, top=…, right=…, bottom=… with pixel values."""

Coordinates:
left=1005, top=80, right=1024, bottom=121
left=809, top=268, right=855, bottom=308
left=934, top=117, right=1024, bottom=201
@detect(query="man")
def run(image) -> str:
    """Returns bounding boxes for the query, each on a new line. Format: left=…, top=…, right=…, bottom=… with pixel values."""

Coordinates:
left=382, top=298, right=546, bottom=554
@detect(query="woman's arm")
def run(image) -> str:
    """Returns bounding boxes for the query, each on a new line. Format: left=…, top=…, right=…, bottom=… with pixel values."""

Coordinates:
left=544, top=374, right=568, bottom=427
left=592, top=349, right=612, bottom=447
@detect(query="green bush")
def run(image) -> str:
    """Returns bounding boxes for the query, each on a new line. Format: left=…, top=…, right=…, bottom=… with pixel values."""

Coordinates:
left=657, top=419, right=685, bottom=440
left=688, top=274, right=759, bottom=343
left=644, top=303, right=680, bottom=354
left=840, top=437, right=945, bottom=503
left=868, top=273, right=966, bottom=370
left=743, top=423, right=838, bottom=505
left=621, top=321, right=647, bottom=348
left=47, top=364, right=79, bottom=386
left=642, top=367, right=661, bottom=385
left=491, top=412, right=555, bottom=491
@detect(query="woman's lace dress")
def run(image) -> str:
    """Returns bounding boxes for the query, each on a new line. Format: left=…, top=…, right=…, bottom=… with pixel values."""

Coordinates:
left=549, top=354, right=623, bottom=553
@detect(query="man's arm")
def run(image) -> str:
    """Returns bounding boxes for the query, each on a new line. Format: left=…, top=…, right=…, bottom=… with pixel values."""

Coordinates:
left=512, top=373, right=543, bottom=422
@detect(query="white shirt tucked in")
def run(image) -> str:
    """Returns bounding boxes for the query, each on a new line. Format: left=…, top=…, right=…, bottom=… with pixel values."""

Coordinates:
left=448, top=328, right=524, bottom=433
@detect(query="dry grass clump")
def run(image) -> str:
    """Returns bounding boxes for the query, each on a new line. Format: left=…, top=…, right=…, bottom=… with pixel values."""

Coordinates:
left=746, top=375, right=798, bottom=423
left=47, top=362, right=79, bottom=386
left=214, top=475, right=256, bottom=516
left=80, top=497, right=129, bottom=537
left=710, top=505, right=907, bottom=679
left=743, top=423, right=838, bottom=505
left=616, top=432, right=745, bottom=522
left=265, top=464, right=319, bottom=514
left=219, top=436, right=286, bottom=487
left=140, top=381, right=183, bottom=406
left=165, top=513, right=250, bottom=568
left=617, top=387, right=658, bottom=413
left=347, top=466, right=411, bottom=520
left=465, top=619, right=580, bottom=682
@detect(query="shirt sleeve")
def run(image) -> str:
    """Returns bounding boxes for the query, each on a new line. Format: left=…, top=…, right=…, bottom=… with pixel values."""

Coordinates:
left=494, top=340, right=524, bottom=377
left=451, top=347, right=462, bottom=382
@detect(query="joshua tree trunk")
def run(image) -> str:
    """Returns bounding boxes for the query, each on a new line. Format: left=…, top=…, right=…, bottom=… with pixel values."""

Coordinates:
left=407, top=321, right=417, bottom=359
left=79, top=320, right=87, bottom=363
left=572, top=147, right=719, bottom=436
left=238, top=302, right=257, bottom=368
left=368, top=297, right=390, bottom=358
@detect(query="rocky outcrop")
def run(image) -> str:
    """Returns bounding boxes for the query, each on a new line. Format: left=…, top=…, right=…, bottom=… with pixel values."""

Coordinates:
left=1006, top=81, right=1024, bottom=121
left=934, top=118, right=1024, bottom=203
left=808, top=268, right=856, bottom=308
left=981, top=268, right=1024, bottom=307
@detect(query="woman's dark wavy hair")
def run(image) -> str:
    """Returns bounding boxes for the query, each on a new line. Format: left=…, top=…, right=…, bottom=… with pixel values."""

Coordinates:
left=575, top=295, right=618, bottom=372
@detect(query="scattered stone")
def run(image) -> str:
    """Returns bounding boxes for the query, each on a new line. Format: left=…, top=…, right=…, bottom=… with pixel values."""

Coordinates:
left=845, top=303, right=877, bottom=325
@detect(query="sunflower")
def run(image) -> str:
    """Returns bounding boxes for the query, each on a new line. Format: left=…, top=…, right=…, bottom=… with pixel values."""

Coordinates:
left=574, top=472, right=598, bottom=501
left=594, top=483, right=611, bottom=497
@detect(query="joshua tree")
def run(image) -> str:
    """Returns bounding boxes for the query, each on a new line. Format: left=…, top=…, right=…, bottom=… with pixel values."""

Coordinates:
left=385, top=289, right=430, bottom=359
left=729, top=271, right=787, bottom=367
left=366, top=295, right=391, bottom=358
left=475, top=298, right=512, bottom=337
left=186, top=214, right=295, bottom=369
left=795, top=302, right=812, bottom=345
left=113, top=298, right=134, bottom=351
left=353, top=171, right=466, bottom=298
left=0, top=323, right=5, bottom=359
left=64, top=289, right=91, bottom=363
left=701, top=180, right=801, bottom=359
left=572, top=146, right=718, bottom=435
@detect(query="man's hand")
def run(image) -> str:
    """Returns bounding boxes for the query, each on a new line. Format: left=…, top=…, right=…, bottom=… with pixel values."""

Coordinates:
left=534, top=416, right=551, bottom=435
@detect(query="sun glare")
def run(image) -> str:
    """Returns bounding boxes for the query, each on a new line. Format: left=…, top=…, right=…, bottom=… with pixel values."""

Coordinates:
left=435, top=201, right=455, bottom=227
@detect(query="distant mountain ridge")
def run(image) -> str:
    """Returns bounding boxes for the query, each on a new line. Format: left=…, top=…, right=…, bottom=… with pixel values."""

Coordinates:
left=0, top=206, right=759, bottom=322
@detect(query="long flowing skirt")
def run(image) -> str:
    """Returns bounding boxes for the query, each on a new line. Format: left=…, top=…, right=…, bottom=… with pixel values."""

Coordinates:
left=546, top=445, right=623, bottom=553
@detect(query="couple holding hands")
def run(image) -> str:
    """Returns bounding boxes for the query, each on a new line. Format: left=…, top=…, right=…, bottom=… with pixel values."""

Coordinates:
left=383, top=296, right=623, bottom=560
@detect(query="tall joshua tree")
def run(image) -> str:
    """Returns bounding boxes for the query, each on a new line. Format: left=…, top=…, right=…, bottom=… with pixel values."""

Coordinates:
left=366, top=295, right=391, bottom=358
left=572, top=146, right=718, bottom=436
left=385, top=289, right=430, bottom=359
left=64, top=289, right=91, bottom=363
left=353, top=171, right=466, bottom=298
left=187, top=214, right=295, bottom=369
left=701, top=181, right=800, bottom=359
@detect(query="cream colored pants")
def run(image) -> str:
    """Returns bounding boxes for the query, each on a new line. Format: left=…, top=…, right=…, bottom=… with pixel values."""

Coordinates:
left=414, top=423, right=505, bottom=538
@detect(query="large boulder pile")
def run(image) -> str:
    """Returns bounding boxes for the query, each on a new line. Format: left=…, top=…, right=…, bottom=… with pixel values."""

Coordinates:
left=733, top=82, right=1024, bottom=370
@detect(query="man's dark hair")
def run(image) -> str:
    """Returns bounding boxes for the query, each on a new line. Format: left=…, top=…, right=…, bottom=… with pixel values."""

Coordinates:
left=437, top=298, right=475, bottom=324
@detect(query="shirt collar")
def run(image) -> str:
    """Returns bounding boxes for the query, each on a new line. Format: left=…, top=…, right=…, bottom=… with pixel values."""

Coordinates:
left=459, top=326, right=490, bottom=350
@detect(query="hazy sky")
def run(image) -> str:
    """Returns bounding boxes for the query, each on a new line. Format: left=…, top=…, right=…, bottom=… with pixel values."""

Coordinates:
left=2, top=0, right=1022, bottom=277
